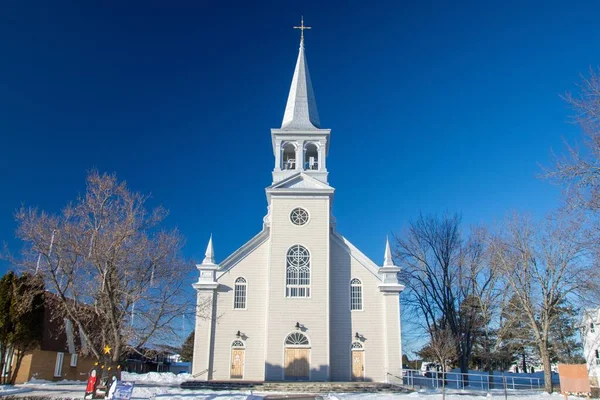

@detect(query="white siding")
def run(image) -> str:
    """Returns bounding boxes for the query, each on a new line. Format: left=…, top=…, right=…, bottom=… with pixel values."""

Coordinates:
left=210, top=240, right=269, bottom=380
left=192, top=290, right=215, bottom=380
left=265, top=196, right=330, bottom=380
left=329, top=238, right=387, bottom=381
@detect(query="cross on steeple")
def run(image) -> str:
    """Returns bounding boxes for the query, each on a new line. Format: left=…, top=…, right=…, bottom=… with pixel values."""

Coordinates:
left=293, top=16, right=311, bottom=44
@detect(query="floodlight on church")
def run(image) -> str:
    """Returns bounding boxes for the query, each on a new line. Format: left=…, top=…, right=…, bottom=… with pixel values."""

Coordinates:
left=295, top=322, right=301, bottom=330
left=236, top=330, right=241, bottom=338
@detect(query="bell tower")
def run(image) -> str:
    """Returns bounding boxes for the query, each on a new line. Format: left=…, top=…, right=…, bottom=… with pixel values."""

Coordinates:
left=271, top=18, right=331, bottom=185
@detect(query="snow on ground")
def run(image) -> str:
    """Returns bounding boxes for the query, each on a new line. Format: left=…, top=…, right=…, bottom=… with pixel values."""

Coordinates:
left=121, top=371, right=192, bottom=385
left=0, top=384, right=32, bottom=396
left=1, top=372, right=582, bottom=399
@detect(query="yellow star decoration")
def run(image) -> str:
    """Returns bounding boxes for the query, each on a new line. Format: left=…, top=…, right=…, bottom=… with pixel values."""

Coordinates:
left=104, top=345, right=112, bottom=355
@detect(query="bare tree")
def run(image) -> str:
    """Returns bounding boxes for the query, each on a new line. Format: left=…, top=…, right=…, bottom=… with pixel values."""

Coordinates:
left=487, top=213, right=591, bottom=393
left=10, top=171, right=198, bottom=363
left=418, top=328, right=457, bottom=400
left=546, top=67, right=600, bottom=304
left=395, top=214, right=496, bottom=382
left=549, top=67, right=600, bottom=212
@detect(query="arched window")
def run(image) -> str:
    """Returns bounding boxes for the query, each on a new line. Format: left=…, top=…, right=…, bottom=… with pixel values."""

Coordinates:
left=350, top=278, right=362, bottom=311
left=234, top=277, right=247, bottom=309
left=231, top=340, right=245, bottom=348
left=351, top=341, right=363, bottom=350
left=304, top=143, right=319, bottom=170
left=282, top=142, right=297, bottom=170
left=285, top=332, right=310, bottom=346
left=286, top=245, right=310, bottom=297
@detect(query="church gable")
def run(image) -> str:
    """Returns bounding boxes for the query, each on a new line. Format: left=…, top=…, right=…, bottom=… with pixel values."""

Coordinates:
left=216, top=230, right=269, bottom=277
left=267, top=172, right=334, bottom=191
left=330, top=232, right=381, bottom=280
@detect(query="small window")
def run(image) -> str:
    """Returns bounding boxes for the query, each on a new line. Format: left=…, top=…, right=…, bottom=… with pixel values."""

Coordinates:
left=591, top=323, right=595, bottom=333
left=54, top=352, right=64, bottom=377
left=70, top=354, right=78, bottom=367
left=232, top=340, right=245, bottom=348
left=350, top=278, right=363, bottom=311
left=351, top=341, right=363, bottom=349
left=290, top=208, right=309, bottom=226
left=596, top=349, right=599, bottom=359
left=234, top=277, right=247, bottom=309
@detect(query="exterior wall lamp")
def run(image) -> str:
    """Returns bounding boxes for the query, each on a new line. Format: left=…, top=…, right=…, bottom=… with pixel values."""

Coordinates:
left=236, top=330, right=241, bottom=338
left=295, top=322, right=301, bottom=330
left=355, top=332, right=360, bottom=340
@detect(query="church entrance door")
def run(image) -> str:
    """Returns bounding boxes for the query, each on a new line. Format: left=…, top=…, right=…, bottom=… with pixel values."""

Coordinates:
left=230, top=349, right=244, bottom=379
left=284, top=348, right=310, bottom=380
left=351, top=350, right=364, bottom=381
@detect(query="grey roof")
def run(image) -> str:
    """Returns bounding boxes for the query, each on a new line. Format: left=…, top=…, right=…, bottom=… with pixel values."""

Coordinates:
left=281, top=40, right=321, bottom=130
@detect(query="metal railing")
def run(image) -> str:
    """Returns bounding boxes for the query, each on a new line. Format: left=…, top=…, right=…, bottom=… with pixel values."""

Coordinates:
left=400, top=369, right=545, bottom=391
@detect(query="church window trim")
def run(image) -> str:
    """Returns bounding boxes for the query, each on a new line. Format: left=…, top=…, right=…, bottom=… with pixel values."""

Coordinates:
left=303, top=142, right=320, bottom=171
left=233, top=277, right=248, bottom=310
left=231, top=340, right=245, bottom=348
left=351, top=341, right=364, bottom=350
left=350, top=278, right=363, bottom=311
left=290, top=207, right=310, bottom=226
left=284, top=332, right=311, bottom=348
left=285, top=245, right=311, bottom=298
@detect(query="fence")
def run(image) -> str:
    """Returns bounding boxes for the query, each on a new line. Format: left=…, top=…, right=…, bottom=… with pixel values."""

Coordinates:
left=398, top=369, right=547, bottom=392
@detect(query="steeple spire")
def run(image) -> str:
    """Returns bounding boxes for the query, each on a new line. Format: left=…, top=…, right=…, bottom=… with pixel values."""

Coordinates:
left=383, top=236, right=395, bottom=267
left=281, top=17, right=320, bottom=130
left=203, top=234, right=215, bottom=265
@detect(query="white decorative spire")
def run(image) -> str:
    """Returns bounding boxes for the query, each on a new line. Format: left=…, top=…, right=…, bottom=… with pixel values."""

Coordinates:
left=203, top=234, right=215, bottom=265
left=383, top=236, right=395, bottom=267
left=281, top=17, right=321, bottom=130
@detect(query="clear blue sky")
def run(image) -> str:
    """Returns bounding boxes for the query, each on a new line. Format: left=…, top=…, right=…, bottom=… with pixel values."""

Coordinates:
left=1, top=0, right=598, bottom=278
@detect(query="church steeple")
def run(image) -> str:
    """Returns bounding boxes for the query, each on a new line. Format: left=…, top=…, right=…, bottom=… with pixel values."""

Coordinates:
left=270, top=17, right=331, bottom=185
left=281, top=17, right=320, bottom=130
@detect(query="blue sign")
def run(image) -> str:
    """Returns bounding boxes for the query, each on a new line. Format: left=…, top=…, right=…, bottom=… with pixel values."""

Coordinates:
left=113, top=381, right=135, bottom=400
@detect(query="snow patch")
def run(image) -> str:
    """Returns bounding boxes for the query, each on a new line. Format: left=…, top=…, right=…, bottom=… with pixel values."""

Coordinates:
left=0, top=385, right=32, bottom=395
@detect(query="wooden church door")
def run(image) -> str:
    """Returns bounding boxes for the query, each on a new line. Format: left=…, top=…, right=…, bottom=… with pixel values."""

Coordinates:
left=230, top=348, right=245, bottom=379
left=284, top=348, right=310, bottom=380
left=351, top=342, right=365, bottom=381
left=351, top=350, right=364, bottom=381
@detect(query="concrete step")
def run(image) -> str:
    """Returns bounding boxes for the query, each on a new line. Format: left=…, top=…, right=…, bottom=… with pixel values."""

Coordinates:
left=180, top=380, right=410, bottom=393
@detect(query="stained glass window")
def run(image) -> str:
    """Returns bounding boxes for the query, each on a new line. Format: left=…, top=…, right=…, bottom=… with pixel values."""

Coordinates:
left=286, top=245, right=310, bottom=297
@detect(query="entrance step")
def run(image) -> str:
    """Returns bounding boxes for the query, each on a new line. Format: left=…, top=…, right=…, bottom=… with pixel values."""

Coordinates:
left=180, top=380, right=411, bottom=393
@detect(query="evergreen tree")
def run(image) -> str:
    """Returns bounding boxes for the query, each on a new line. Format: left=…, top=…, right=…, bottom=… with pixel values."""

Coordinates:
left=0, top=272, right=15, bottom=384
left=8, top=273, right=45, bottom=384
left=0, top=271, right=45, bottom=384
left=180, top=330, right=194, bottom=362
left=548, top=300, right=585, bottom=364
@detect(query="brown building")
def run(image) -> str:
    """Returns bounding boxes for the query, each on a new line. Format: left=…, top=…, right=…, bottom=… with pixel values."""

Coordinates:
left=9, top=292, right=96, bottom=384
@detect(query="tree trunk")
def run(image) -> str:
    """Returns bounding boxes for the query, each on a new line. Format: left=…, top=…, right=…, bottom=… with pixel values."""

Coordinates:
left=540, top=347, right=553, bottom=393
left=0, top=345, right=7, bottom=385
left=460, top=355, right=469, bottom=387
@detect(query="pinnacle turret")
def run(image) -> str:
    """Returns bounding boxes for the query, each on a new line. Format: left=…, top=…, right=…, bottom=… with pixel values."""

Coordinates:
left=383, top=237, right=395, bottom=267
left=202, top=234, right=215, bottom=265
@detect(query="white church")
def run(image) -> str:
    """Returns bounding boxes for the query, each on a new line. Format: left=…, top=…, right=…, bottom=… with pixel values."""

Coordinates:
left=192, top=22, right=404, bottom=383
